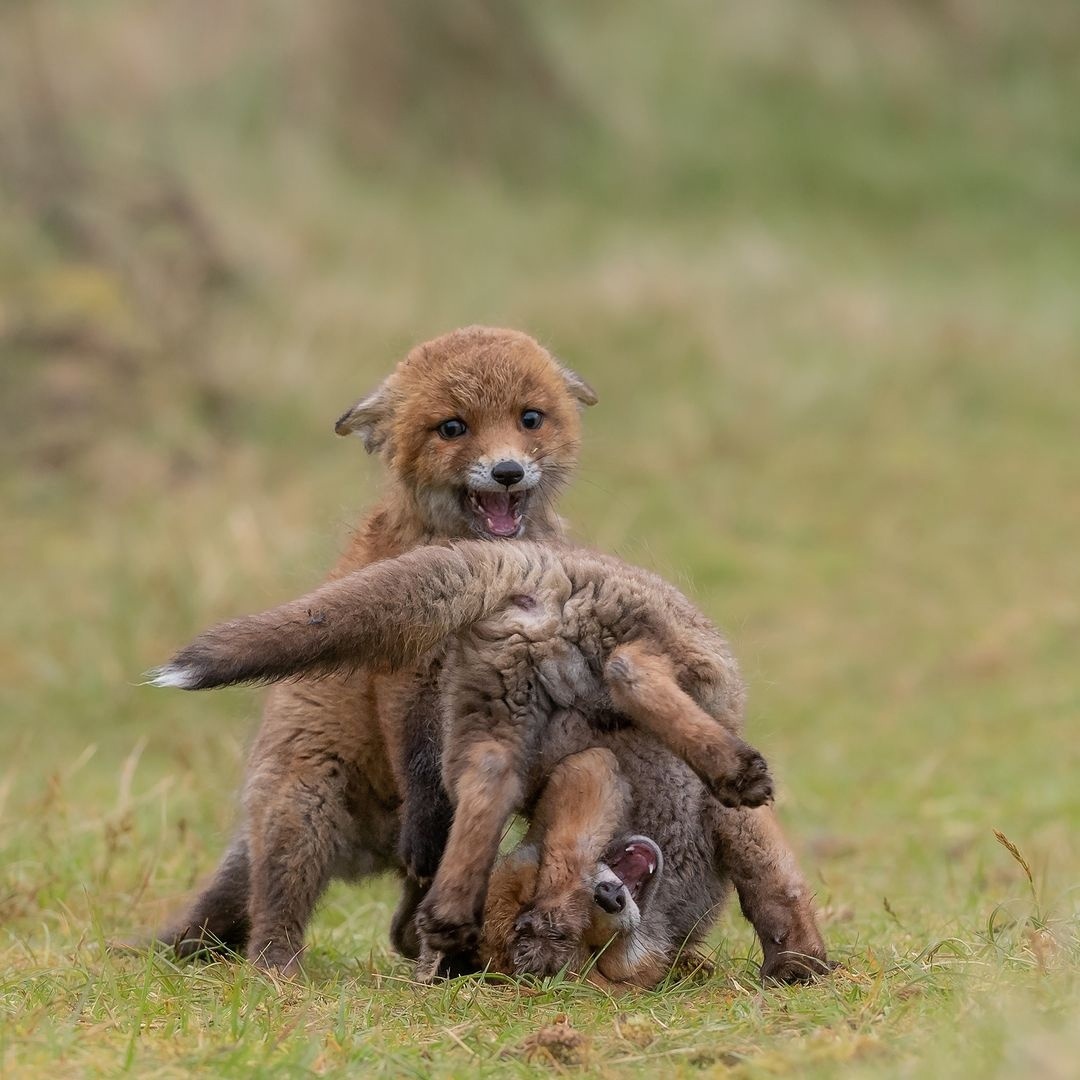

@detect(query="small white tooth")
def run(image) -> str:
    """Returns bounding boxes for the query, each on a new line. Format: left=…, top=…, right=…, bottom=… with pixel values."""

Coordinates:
left=626, top=846, right=634, bottom=852
left=648, top=861, right=656, bottom=873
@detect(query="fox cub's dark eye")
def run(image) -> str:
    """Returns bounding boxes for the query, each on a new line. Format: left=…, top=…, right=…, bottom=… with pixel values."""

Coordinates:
left=436, top=418, right=468, bottom=439
left=521, top=409, right=544, bottom=431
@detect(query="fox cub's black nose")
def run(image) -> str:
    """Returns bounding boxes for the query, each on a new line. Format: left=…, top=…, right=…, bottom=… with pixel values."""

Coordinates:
left=491, top=460, right=525, bottom=487
left=594, top=879, right=626, bottom=914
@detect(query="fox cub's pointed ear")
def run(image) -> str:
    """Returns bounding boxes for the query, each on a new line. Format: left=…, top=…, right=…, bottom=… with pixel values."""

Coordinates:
left=335, top=380, right=393, bottom=452
left=559, top=365, right=598, bottom=407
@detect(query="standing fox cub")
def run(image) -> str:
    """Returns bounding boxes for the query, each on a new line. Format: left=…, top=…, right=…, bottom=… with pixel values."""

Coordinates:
left=154, top=541, right=828, bottom=983
left=154, top=327, right=598, bottom=972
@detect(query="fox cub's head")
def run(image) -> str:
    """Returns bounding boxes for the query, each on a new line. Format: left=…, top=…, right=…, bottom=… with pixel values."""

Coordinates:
left=483, top=835, right=668, bottom=987
left=335, top=327, right=596, bottom=539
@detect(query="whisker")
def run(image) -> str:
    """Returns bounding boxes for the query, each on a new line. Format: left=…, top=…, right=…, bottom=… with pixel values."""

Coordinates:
left=531, top=441, right=580, bottom=463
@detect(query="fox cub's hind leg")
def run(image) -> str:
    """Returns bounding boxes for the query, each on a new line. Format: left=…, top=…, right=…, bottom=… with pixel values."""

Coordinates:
left=712, top=804, right=832, bottom=984
left=607, top=642, right=827, bottom=982
left=244, top=756, right=362, bottom=975
left=605, top=641, right=773, bottom=808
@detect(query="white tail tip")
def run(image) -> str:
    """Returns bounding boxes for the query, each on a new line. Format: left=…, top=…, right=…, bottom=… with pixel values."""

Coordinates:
left=146, top=664, right=198, bottom=690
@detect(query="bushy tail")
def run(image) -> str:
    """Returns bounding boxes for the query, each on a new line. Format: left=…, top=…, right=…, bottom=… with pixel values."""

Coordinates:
left=149, top=542, right=534, bottom=691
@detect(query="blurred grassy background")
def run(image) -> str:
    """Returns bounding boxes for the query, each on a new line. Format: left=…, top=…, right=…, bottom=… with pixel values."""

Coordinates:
left=2, top=1, right=1079, bottom=1075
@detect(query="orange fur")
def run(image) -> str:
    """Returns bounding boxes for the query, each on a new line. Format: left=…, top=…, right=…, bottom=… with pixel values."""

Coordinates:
left=157, top=326, right=596, bottom=974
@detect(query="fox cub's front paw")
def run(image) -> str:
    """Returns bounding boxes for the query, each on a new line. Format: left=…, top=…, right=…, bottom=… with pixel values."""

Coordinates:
left=415, top=896, right=482, bottom=963
left=760, top=908, right=834, bottom=985
left=706, top=742, right=774, bottom=808
left=510, top=906, right=586, bottom=977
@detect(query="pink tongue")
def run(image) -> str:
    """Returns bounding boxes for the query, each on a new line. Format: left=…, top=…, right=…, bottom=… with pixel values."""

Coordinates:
left=610, top=845, right=653, bottom=892
left=477, top=492, right=517, bottom=536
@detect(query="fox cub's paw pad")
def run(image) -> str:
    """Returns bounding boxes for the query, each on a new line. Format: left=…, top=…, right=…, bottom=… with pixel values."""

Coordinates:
left=510, top=908, right=583, bottom=977
left=733, top=746, right=774, bottom=806
left=708, top=744, right=774, bottom=808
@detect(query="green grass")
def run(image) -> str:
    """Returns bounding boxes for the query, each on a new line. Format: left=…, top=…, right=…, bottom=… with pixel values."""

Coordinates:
left=3, top=1, right=1080, bottom=1075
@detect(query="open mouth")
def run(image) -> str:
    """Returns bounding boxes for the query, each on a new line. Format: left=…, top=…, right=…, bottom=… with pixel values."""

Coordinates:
left=465, top=489, right=528, bottom=538
left=608, top=838, right=661, bottom=902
